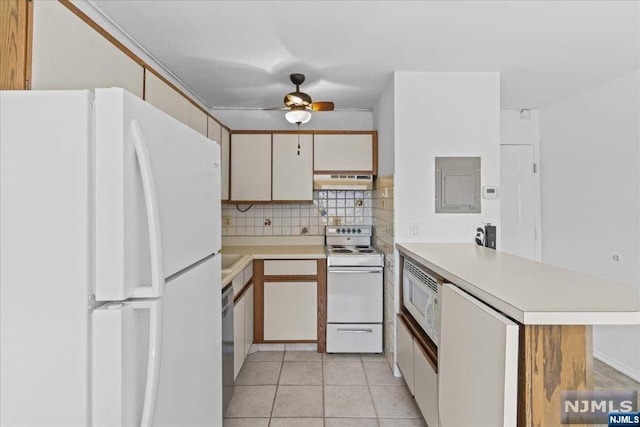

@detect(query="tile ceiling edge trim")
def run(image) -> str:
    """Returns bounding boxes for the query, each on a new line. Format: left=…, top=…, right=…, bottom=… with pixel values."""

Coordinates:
left=77, top=0, right=212, bottom=110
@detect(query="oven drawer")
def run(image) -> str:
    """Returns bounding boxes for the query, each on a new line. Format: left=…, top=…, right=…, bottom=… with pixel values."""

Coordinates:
left=326, top=324, right=382, bottom=353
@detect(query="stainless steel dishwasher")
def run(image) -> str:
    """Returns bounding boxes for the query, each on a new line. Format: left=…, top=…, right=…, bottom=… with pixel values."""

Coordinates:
left=221, top=285, right=234, bottom=413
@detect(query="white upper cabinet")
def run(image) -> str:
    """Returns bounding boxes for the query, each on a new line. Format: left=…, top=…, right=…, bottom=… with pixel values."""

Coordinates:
left=272, top=134, right=313, bottom=201
left=31, top=1, right=143, bottom=97
left=314, top=134, right=374, bottom=172
left=230, top=134, right=272, bottom=202
left=208, top=118, right=229, bottom=200
left=188, top=103, right=208, bottom=136
left=144, top=71, right=190, bottom=126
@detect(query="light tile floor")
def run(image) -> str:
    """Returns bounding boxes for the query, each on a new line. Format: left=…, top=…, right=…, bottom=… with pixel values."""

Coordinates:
left=224, top=351, right=426, bottom=427
left=225, top=352, right=640, bottom=427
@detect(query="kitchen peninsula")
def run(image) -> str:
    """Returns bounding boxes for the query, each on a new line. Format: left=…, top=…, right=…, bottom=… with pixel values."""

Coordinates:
left=396, top=242, right=640, bottom=427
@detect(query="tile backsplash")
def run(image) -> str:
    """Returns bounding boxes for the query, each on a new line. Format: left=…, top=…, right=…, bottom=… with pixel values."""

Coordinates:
left=222, top=190, right=373, bottom=236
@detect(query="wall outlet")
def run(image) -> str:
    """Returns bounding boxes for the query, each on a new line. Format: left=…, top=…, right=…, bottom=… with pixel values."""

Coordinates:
left=223, top=215, right=233, bottom=227
left=409, top=223, right=420, bottom=238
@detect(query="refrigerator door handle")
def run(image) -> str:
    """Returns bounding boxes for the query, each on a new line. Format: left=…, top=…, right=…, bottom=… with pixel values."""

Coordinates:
left=92, top=299, right=164, bottom=426
left=131, top=119, right=165, bottom=298
left=140, top=299, right=164, bottom=427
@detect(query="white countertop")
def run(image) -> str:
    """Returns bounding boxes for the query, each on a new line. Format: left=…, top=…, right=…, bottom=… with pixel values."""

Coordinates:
left=221, top=245, right=326, bottom=288
left=396, top=243, right=640, bottom=325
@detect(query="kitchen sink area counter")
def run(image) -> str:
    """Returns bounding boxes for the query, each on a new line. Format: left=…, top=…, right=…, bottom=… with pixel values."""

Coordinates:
left=221, top=245, right=326, bottom=288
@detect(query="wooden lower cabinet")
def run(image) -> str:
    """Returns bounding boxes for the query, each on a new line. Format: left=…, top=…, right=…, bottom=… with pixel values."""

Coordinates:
left=264, top=282, right=317, bottom=341
left=233, top=295, right=245, bottom=380
left=253, top=259, right=326, bottom=350
left=414, top=343, right=439, bottom=427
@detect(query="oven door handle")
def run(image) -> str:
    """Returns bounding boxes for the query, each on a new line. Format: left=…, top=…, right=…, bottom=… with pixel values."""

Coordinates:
left=328, top=270, right=382, bottom=274
left=337, top=328, right=374, bottom=333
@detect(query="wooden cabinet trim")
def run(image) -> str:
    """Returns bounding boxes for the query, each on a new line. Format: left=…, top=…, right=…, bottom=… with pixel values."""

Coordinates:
left=233, top=280, right=253, bottom=304
left=253, top=260, right=265, bottom=342
left=264, top=275, right=318, bottom=282
left=399, top=312, right=438, bottom=373
left=231, top=130, right=377, bottom=135
left=1, top=0, right=33, bottom=90
left=55, top=0, right=229, bottom=131
left=317, top=259, right=327, bottom=353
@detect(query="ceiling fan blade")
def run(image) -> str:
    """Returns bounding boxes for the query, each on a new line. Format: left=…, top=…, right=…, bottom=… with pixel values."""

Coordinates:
left=263, top=106, right=289, bottom=111
left=311, top=101, right=335, bottom=111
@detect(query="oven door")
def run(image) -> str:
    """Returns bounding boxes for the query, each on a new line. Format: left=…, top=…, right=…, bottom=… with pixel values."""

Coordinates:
left=327, top=267, right=383, bottom=323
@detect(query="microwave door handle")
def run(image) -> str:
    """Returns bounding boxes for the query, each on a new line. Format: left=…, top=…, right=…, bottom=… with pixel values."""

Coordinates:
left=131, top=120, right=165, bottom=298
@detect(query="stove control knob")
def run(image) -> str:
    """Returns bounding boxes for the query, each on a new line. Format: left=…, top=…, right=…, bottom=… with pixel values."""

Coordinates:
left=346, top=228, right=351, bottom=233
left=357, top=229, right=362, bottom=233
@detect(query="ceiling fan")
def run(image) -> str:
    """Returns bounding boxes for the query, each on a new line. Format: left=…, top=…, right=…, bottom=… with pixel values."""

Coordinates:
left=269, top=73, right=335, bottom=124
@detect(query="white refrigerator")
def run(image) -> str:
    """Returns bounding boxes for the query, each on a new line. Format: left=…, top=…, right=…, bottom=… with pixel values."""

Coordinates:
left=0, top=89, right=222, bottom=426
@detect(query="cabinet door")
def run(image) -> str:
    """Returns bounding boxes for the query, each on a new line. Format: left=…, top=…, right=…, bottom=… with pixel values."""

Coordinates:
left=233, top=297, right=245, bottom=380
left=144, top=70, right=190, bottom=126
left=439, top=284, right=519, bottom=427
left=414, top=343, right=439, bottom=427
left=272, top=134, right=313, bottom=201
left=230, top=134, right=272, bottom=201
left=244, top=284, right=254, bottom=358
left=314, top=134, right=373, bottom=172
left=207, top=117, right=229, bottom=200
left=396, top=316, right=415, bottom=394
left=31, top=1, right=143, bottom=97
left=264, top=282, right=317, bottom=341
left=188, top=103, right=208, bottom=136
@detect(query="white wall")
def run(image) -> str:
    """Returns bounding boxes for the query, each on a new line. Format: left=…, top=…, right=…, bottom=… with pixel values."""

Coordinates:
left=212, top=109, right=373, bottom=131
left=539, top=69, right=640, bottom=381
left=373, top=76, right=396, bottom=176
left=394, top=72, right=501, bottom=243
left=501, top=110, right=540, bottom=145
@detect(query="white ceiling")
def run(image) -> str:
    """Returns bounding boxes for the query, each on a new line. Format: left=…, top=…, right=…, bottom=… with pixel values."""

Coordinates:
left=91, top=1, right=638, bottom=111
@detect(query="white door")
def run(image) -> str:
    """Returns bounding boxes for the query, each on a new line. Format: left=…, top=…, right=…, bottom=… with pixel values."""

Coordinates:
left=94, top=88, right=221, bottom=301
left=500, top=144, right=537, bottom=260
left=439, top=284, right=518, bottom=427
left=327, top=268, right=383, bottom=323
left=93, top=255, right=221, bottom=427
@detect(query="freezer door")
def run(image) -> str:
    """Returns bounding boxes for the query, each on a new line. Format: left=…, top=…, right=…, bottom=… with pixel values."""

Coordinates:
left=94, top=88, right=221, bottom=301
left=93, top=255, right=222, bottom=426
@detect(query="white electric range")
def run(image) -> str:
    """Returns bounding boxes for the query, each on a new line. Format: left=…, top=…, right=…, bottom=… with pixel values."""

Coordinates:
left=325, top=226, right=384, bottom=353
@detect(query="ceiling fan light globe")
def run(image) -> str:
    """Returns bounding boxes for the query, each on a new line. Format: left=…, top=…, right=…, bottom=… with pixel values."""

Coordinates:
left=285, top=109, right=312, bottom=124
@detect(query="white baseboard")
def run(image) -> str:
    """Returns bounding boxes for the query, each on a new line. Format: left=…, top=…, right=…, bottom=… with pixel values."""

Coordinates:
left=594, top=349, right=640, bottom=383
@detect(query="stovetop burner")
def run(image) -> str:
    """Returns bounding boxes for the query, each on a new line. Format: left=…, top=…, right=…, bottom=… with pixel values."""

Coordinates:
left=355, top=245, right=370, bottom=249
left=330, top=245, right=346, bottom=249
left=331, top=249, right=354, bottom=254
left=357, top=249, right=374, bottom=253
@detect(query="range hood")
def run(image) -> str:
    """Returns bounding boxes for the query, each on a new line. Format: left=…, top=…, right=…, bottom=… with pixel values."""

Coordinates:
left=313, top=174, right=373, bottom=190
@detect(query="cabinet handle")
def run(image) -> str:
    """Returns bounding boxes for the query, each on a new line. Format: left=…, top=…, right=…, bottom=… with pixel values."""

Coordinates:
left=337, top=328, right=373, bottom=334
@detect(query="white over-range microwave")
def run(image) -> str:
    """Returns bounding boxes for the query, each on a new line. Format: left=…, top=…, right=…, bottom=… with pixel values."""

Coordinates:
left=403, top=259, right=442, bottom=345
